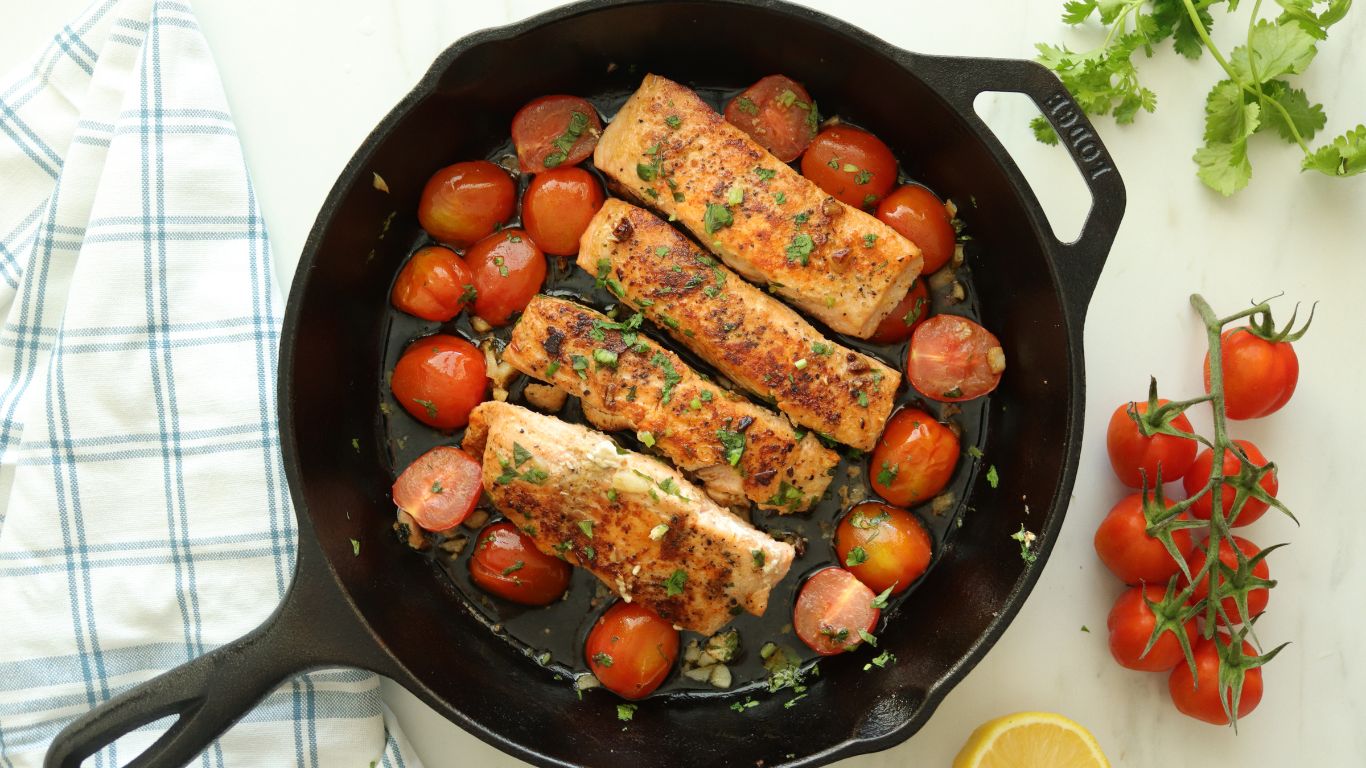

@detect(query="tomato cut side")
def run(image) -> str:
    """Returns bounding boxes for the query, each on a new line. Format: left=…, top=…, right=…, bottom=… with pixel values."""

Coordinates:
left=466, top=229, right=547, bottom=326
left=521, top=167, right=605, bottom=256
left=800, top=126, right=898, bottom=208
left=468, top=521, right=571, bottom=605
left=869, top=408, right=959, bottom=507
left=585, top=601, right=679, bottom=700
left=867, top=279, right=930, bottom=345
left=392, top=446, right=483, bottom=532
left=417, top=161, right=516, bottom=247
left=511, top=95, right=603, bottom=174
left=835, top=502, right=932, bottom=594
left=793, top=567, right=880, bottom=655
left=390, top=334, right=488, bottom=429
left=723, top=75, right=819, bottom=162
left=907, top=315, right=1005, bottom=402
left=876, top=184, right=956, bottom=274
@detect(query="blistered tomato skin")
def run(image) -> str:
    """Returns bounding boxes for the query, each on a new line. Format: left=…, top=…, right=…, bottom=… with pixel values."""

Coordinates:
left=835, top=502, right=933, bottom=594
left=521, top=167, right=605, bottom=256
left=869, top=408, right=959, bottom=506
left=390, top=334, right=487, bottom=430
left=465, top=229, right=547, bottom=327
left=468, top=522, right=572, bottom=606
left=390, top=246, right=475, bottom=322
left=584, top=601, right=679, bottom=700
left=876, top=185, right=956, bottom=274
left=416, top=161, right=515, bottom=247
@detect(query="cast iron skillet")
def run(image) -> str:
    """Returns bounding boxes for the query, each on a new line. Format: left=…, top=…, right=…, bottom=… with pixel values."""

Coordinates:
left=47, top=1, right=1125, bottom=766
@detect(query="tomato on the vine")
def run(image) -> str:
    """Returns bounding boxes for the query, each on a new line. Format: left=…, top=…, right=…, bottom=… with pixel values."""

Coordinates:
left=1105, top=399, right=1198, bottom=487
left=793, top=567, right=880, bottom=656
left=1183, top=439, right=1278, bottom=525
left=466, top=229, right=547, bottom=327
left=391, top=446, right=483, bottom=532
left=468, top=521, right=571, bottom=605
left=800, top=126, right=898, bottom=208
left=1168, top=636, right=1263, bottom=725
left=1107, top=585, right=1197, bottom=672
left=390, top=334, right=487, bottom=429
left=1205, top=328, right=1299, bottom=420
left=867, top=279, right=930, bottom=345
left=1186, top=536, right=1271, bottom=624
left=723, top=75, right=819, bottom=162
left=876, top=185, right=956, bottom=274
left=417, top=161, right=515, bottom=247
left=584, top=601, right=679, bottom=700
left=835, top=502, right=932, bottom=594
left=1094, top=493, right=1195, bottom=585
left=869, top=408, right=959, bottom=506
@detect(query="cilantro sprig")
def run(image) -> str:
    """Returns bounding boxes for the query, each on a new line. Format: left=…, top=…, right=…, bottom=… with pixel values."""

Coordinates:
left=1033, top=0, right=1364, bottom=194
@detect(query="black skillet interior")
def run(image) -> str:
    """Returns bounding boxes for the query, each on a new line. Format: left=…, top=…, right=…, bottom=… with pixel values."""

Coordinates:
left=44, top=2, right=1124, bottom=767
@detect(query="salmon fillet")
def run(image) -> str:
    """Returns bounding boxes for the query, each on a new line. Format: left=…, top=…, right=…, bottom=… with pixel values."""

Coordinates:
left=503, top=295, right=838, bottom=512
left=578, top=199, right=897, bottom=451
left=462, top=402, right=796, bottom=635
left=593, top=73, right=923, bottom=338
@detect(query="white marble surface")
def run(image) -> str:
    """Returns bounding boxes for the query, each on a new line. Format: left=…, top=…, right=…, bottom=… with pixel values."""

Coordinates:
left=4, top=0, right=1365, bottom=765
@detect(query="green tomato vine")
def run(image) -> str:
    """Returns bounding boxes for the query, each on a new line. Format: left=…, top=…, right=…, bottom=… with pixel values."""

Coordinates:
left=1033, top=0, right=1364, bottom=195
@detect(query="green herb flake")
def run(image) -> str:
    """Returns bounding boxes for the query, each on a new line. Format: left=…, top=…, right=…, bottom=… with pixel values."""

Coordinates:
left=513, top=442, right=533, bottom=466
left=876, top=461, right=899, bottom=487
left=785, top=233, right=814, bottom=265
left=664, top=114, right=681, bottom=129
left=863, top=650, right=896, bottom=671
left=351, top=538, right=361, bottom=556
left=846, top=546, right=869, bottom=567
left=716, top=429, right=746, bottom=466
left=987, top=465, right=1000, bottom=488
left=734, top=96, right=759, bottom=115
left=459, top=284, right=477, bottom=303
left=863, top=193, right=877, bottom=206
left=870, top=584, right=895, bottom=610
left=431, top=481, right=444, bottom=494
left=594, top=651, right=614, bottom=667
left=593, top=348, right=619, bottom=369
left=1011, top=525, right=1038, bottom=564
left=571, top=354, right=589, bottom=380
left=664, top=568, right=688, bottom=597
left=617, top=703, right=636, bottom=722
left=689, top=396, right=702, bottom=410
left=638, top=430, right=656, bottom=447
left=543, top=110, right=590, bottom=168
left=765, top=481, right=805, bottom=510
left=578, top=520, right=595, bottom=538
left=754, top=166, right=777, bottom=181
left=727, top=184, right=744, bottom=206
left=413, top=398, right=438, bottom=419
left=751, top=549, right=766, bottom=569
left=967, top=445, right=984, bottom=459
left=774, top=191, right=787, bottom=204
left=862, top=233, right=878, bottom=248
left=501, top=560, right=525, bottom=576
left=858, top=629, right=878, bottom=647
left=777, top=89, right=798, bottom=107
left=811, top=342, right=833, bottom=356
left=704, top=203, right=734, bottom=234
left=650, top=352, right=682, bottom=404
left=546, top=360, right=561, bottom=377
left=856, top=390, right=869, bottom=408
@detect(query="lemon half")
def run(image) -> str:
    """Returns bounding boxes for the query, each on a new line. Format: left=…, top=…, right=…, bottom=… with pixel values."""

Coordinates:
left=952, top=711, right=1110, bottom=768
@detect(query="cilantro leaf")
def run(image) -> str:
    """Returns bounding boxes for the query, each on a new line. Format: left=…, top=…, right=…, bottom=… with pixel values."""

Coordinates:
left=1302, top=124, right=1366, bottom=177
left=1030, top=116, right=1060, bottom=145
left=1195, top=138, right=1256, bottom=196
left=1229, top=20, right=1318, bottom=84
left=1257, top=79, right=1326, bottom=142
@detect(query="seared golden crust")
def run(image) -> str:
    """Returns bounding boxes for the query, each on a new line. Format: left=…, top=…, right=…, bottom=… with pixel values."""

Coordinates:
left=593, top=73, right=923, bottom=338
left=503, top=295, right=837, bottom=512
left=463, top=402, right=795, bottom=635
left=578, top=200, right=897, bottom=451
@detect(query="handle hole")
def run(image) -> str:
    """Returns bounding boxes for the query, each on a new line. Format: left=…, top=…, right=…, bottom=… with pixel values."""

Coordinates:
left=972, top=92, right=1090, bottom=242
left=79, top=714, right=181, bottom=767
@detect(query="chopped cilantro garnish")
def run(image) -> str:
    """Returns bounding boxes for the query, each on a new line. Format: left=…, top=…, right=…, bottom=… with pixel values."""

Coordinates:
left=785, top=233, right=814, bottom=265
left=650, top=352, right=682, bottom=404
left=854, top=169, right=872, bottom=185
left=754, top=167, right=776, bottom=181
left=351, top=538, right=360, bottom=556
left=734, top=96, right=759, bottom=115
left=513, top=443, right=533, bottom=466
left=412, top=398, right=438, bottom=419
left=542, top=111, right=589, bottom=168
left=774, top=191, right=787, bottom=204
left=765, top=481, right=804, bottom=510
left=664, top=568, right=687, bottom=596
left=856, top=390, right=869, bottom=408
left=717, top=429, right=745, bottom=466
left=459, top=284, right=477, bottom=303
left=751, top=549, right=766, bottom=569
left=501, top=560, right=525, bottom=576
left=664, top=114, right=681, bottom=129
left=987, top=465, right=1000, bottom=488
left=704, top=203, right=733, bottom=234
left=593, top=348, right=619, bottom=369
left=546, top=360, right=561, bottom=377
left=617, top=703, right=636, bottom=722
left=776, top=89, right=797, bottom=107
left=727, top=184, right=744, bottom=206
left=811, top=342, right=833, bottom=356
left=858, top=629, right=877, bottom=646
left=638, top=430, right=656, bottom=447
left=846, top=546, right=868, bottom=567
left=862, top=233, right=878, bottom=248
left=577, top=520, right=595, bottom=538
left=903, top=297, right=925, bottom=326
left=967, top=445, right=984, bottom=459
left=863, top=650, right=896, bottom=671
left=593, top=651, right=614, bottom=667
left=870, top=584, right=895, bottom=609
left=876, top=461, right=899, bottom=487
left=571, top=354, right=589, bottom=379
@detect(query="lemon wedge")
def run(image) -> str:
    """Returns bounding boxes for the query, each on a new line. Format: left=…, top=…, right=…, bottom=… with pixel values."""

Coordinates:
left=952, top=711, right=1110, bottom=768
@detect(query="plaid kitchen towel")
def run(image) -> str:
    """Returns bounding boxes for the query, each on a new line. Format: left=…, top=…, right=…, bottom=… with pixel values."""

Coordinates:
left=0, top=1, right=421, bottom=766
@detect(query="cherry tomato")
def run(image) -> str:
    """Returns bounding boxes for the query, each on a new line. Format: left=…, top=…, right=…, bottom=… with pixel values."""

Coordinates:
left=869, top=408, right=959, bottom=506
left=1205, top=328, right=1300, bottom=420
left=1107, top=585, right=1198, bottom=672
left=906, top=315, right=1006, bottom=402
left=1168, top=636, right=1262, bottom=725
left=511, top=95, right=603, bottom=174
left=876, top=185, right=956, bottom=274
left=793, top=567, right=880, bottom=656
left=867, top=279, right=931, bottom=345
left=1186, top=536, right=1270, bottom=624
left=521, top=167, right=605, bottom=256
left=1094, top=493, right=1195, bottom=585
left=584, top=601, right=679, bottom=700
left=390, top=246, right=475, bottom=322
left=800, top=126, right=898, bottom=208
left=835, top=502, right=932, bottom=595
left=1105, top=399, right=1199, bottom=488
left=723, top=75, right=819, bottom=162
left=1183, top=439, right=1278, bottom=525
left=468, top=521, right=571, bottom=605
left=391, top=446, right=483, bottom=531
left=390, top=334, right=487, bottom=429
left=465, top=229, right=546, bottom=326
left=417, top=161, right=515, bottom=247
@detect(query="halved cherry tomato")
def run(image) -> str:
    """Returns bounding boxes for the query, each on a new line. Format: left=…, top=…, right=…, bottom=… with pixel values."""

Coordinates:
left=800, top=126, right=898, bottom=208
left=867, top=279, right=930, bottom=345
left=511, top=95, right=603, bottom=174
left=723, top=75, right=819, bottom=162
left=1105, top=399, right=1199, bottom=488
left=390, top=246, right=475, bottom=322
left=392, top=446, right=482, bottom=531
left=465, top=229, right=546, bottom=326
left=521, top=167, right=605, bottom=256
left=468, top=521, right=571, bottom=605
left=390, top=334, right=487, bottom=429
left=1182, top=439, right=1278, bottom=525
left=869, top=408, right=959, bottom=506
left=794, top=567, right=880, bottom=655
left=835, top=502, right=932, bottom=595
left=417, top=161, right=515, bottom=247
left=1186, top=536, right=1271, bottom=623
left=1108, top=584, right=1197, bottom=672
left=906, top=315, right=1006, bottom=402
left=876, top=185, right=955, bottom=274
left=1094, top=493, right=1194, bottom=585
left=1169, top=635, right=1262, bottom=724
left=1205, top=327, right=1300, bottom=420
left=585, top=601, right=679, bottom=700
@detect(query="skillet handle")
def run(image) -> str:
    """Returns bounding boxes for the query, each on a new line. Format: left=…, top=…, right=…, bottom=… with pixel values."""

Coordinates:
left=906, top=53, right=1127, bottom=324
left=44, top=535, right=387, bottom=768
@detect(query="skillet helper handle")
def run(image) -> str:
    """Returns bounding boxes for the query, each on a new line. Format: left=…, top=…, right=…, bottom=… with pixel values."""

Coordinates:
left=45, top=538, right=383, bottom=768
left=908, top=53, right=1127, bottom=322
